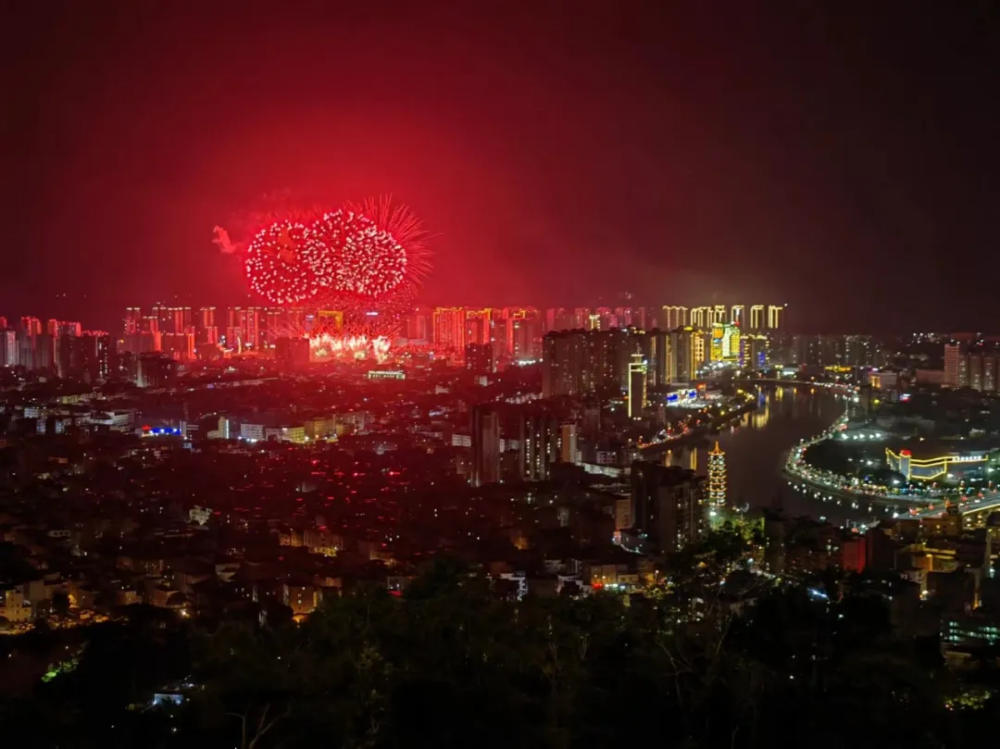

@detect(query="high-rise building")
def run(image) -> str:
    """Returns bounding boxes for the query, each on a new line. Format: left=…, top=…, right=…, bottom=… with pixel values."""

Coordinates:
left=707, top=441, right=727, bottom=516
left=630, top=462, right=706, bottom=553
left=627, top=353, right=647, bottom=418
left=124, top=307, right=142, bottom=334
left=518, top=408, right=560, bottom=481
left=560, top=423, right=578, bottom=464
left=749, top=304, right=765, bottom=331
left=162, top=332, right=196, bottom=361
left=690, top=306, right=712, bottom=328
left=740, top=334, right=768, bottom=371
left=512, top=308, right=541, bottom=362
left=471, top=405, right=501, bottom=486
left=433, top=307, right=466, bottom=352
left=136, top=353, right=178, bottom=388
left=0, top=329, right=17, bottom=367
left=767, top=304, right=786, bottom=330
left=943, top=343, right=967, bottom=388
left=713, top=304, right=727, bottom=325
left=464, top=308, right=492, bottom=346
left=659, top=305, right=688, bottom=329
left=730, top=304, right=745, bottom=327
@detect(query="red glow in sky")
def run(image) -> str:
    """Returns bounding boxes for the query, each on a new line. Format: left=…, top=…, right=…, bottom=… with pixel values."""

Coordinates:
left=2, top=2, right=999, bottom=332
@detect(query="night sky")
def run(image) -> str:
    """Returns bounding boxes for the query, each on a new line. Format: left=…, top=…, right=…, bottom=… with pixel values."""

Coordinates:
left=3, top=1, right=998, bottom=332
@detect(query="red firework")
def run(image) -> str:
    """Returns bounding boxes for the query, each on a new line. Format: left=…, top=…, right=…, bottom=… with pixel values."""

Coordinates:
left=244, top=220, right=321, bottom=305
left=240, top=197, right=430, bottom=334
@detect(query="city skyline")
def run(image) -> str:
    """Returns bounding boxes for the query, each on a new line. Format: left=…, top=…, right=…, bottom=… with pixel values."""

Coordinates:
left=4, top=3, right=999, bottom=333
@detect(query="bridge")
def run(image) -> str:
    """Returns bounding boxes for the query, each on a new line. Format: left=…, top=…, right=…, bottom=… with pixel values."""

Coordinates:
left=906, top=493, right=1000, bottom=524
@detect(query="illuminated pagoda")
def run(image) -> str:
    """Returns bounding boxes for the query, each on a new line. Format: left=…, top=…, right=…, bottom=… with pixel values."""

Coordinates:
left=707, top=441, right=727, bottom=516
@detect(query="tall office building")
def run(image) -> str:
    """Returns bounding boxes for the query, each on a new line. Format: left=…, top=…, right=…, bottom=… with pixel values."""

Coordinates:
left=627, top=353, right=647, bottom=418
left=472, top=405, right=501, bottom=486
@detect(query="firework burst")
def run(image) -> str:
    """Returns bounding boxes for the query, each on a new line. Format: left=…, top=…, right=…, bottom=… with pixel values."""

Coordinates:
left=244, top=220, right=321, bottom=305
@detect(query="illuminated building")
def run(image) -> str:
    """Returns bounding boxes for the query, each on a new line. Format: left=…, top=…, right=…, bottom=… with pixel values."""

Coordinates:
left=544, top=307, right=577, bottom=333
left=197, top=307, right=218, bottom=344
left=560, top=423, right=578, bottom=464
left=668, top=327, right=703, bottom=383
left=740, top=334, right=768, bottom=371
left=506, top=307, right=542, bottom=361
left=162, top=332, right=195, bottom=361
left=943, top=343, right=967, bottom=388
left=124, top=307, right=142, bottom=334
left=709, top=324, right=741, bottom=363
left=885, top=447, right=989, bottom=481
left=749, top=304, right=765, bottom=331
left=464, top=308, right=492, bottom=346
left=722, top=324, right=740, bottom=360
left=690, top=306, right=712, bottom=328
left=713, top=304, right=727, bottom=324
left=710, top=325, right=724, bottom=362
left=198, top=306, right=216, bottom=329
left=707, top=441, right=726, bottom=514
left=0, top=329, right=17, bottom=366
left=729, top=304, right=745, bottom=327
left=659, top=305, right=688, bottom=329
left=472, top=405, right=501, bottom=486
left=767, top=303, right=785, bottom=330
left=627, top=353, right=647, bottom=418
left=122, top=330, right=162, bottom=354
left=20, top=316, right=42, bottom=336
left=519, top=408, right=560, bottom=481
left=630, top=462, right=706, bottom=553
left=433, top=307, right=466, bottom=352
left=644, top=329, right=672, bottom=387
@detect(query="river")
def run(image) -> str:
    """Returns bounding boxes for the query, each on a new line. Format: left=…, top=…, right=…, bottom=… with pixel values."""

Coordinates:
left=655, top=385, right=857, bottom=522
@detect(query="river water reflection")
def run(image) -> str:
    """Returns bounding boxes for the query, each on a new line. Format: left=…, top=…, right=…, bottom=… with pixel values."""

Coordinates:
left=659, top=385, right=851, bottom=520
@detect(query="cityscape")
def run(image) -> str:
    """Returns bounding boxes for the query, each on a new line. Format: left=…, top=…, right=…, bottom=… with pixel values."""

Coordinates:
left=3, top=2, right=1000, bottom=747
